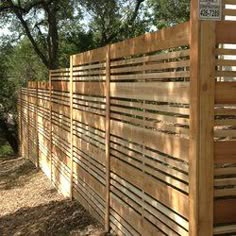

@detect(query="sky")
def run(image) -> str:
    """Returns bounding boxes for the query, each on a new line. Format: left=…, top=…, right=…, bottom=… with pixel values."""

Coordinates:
left=0, top=24, right=12, bottom=37
left=1, top=4, right=236, bottom=38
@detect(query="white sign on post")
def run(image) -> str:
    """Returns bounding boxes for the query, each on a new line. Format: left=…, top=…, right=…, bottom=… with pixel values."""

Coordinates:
left=199, top=0, right=222, bottom=21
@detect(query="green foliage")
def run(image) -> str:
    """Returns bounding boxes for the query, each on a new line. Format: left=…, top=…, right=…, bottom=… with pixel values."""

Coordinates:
left=0, top=143, right=13, bottom=157
left=0, top=38, right=47, bottom=121
left=81, top=0, right=150, bottom=46
left=7, top=38, right=48, bottom=83
left=0, top=131, right=13, bottom=157
left=59, top=25, right=94, bottom=67
left=0, top=43, right=17, bottom=117
left=148, top=0, right=190, bottom=29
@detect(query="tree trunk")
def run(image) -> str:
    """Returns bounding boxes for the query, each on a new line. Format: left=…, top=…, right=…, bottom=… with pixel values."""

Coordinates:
left=0, top=118, right=18, bottom=154
left=45, top=1, right=59, bottom=70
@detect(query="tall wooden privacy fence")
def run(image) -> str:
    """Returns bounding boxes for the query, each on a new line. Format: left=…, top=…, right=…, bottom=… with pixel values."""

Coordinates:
left=18, top=2, right=236, bottom=235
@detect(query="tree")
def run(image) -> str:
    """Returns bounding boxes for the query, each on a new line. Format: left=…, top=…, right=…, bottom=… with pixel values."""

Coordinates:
left=0, top=1, right=93, bottom=153
left=0, top=42, right=19, bottom=153
left=80, top=0, right=149, bottom=47
left=0, top=37, right=48, bottom=153
left=148, top=0, right=190, bottom=29
left=0, top=0, right=151, bottom=68
left=0, top=0, right=81, bottom=69
left=58, top=24, right=95, bottom=67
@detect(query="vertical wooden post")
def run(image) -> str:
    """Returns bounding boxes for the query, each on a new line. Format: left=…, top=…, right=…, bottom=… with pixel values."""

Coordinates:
left=21, top=88, right=23, bottom=157
left=70, top=56, right=74, bottom=200
left=36, top=82, right=40, bottom=169
left=18, top=89, right=23, bottom=157
left=20, top=89, right=23, bottom=157
left=49, top=72, right=53, bottom=182
left=189, top=1, right=216, bottom=235
left=105, top=45, right=111, bottom=233
left=27, top=83, right=30, bottom=160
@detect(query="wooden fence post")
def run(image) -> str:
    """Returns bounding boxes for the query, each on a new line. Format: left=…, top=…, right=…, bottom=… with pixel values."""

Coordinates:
left=49, top=72, right=53, bottom=182
left=18, top=89, right=23, bottom=157
left=27, top=83, right=30, bottom=161
left=189, top=1, right=216, bottom=235
left=36, top=82, right=40, bottom=169
left=105, top=45, right=111, bottom=233
left=70, top=56, right=74, bottom=200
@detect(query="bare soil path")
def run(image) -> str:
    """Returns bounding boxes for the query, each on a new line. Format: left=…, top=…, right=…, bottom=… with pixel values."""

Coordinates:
left=0, top=156, right=103, bottom=236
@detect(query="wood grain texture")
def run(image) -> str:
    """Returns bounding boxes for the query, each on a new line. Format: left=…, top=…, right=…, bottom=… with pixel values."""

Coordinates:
left=110, top=157, right=189, bottom=218
left=73, top=82, right=106, bottom=96
left=216, top=82, right=236, bottom=104
left=69, top=57, right=74, bottom=199
left=110, top=120, right=189, bottom=162
left=214, top=199, right=236, bottom=224
left=110, top=82, right=190, bottom=103
left=215, top=141, right=236, bottom=164
left=189, top=2, right=216, bottom=235
left=198, top=21, right=216, bottom=236
left=51, top=81, right=70, bottom=92
left=216, top=21, right=236, bottom=43
left=110, top=22, right=190, bottom=59
left=73, top=46, right=106, bottom=66
left=105, top=45, right=111, bottom=232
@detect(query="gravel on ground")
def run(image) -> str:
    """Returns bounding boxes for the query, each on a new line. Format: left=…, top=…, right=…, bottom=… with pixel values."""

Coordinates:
left=0, top=156, right=103, bottom=236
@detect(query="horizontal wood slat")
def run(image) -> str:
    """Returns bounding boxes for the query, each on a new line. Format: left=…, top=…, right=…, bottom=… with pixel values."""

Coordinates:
left=52, top=145, right=71, bottom=167
left=73, top=82, right=106, bottom=96
left=215, top=141, right=236, bottom=164
left=73, top=162, right=106, bottom=199
left=110, top=157, right=189, bottom=218
left=111, top=120, right=189, bottom=162
left=215, top=82, right=236, bottom=104
left=38, top=82, right=50, bottom=90
left=110, top=82, right=189, bottom=103
left=110, top=195, right=167, bottom=235
left=214, top=224, right=236, bottom=235
left=52, top=103, right=70, bottom=117
left=216, top=21, right=236, bottom=43
left=73, top=47, right=107, bottom=66
left=51, top=81, right=70, bottom=92
left=110, top=22, right=190, bottom=59
left=73, top=110, right=105, bottom=131
left=214, top=199, right=236, bottom=224
left=73, top=136, right=106, bottom=166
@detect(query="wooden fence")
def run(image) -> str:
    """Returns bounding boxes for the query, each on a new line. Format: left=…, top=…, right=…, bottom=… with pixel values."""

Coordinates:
left=17, top=1, right=236, bottom=235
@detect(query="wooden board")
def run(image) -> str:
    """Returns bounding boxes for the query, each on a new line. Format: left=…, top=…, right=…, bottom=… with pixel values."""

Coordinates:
left=73, top=162, right=106, bottom=199
left=110, top=157, right=189, bottom=218
left=216, top=21, right=236, bottom=44
left=73, top=46, right=107, bottom=66
left=216, top=82, right=236, bottom=104
left=73, top=82, right=106, bottom=96
left=51, top=81, right=70, bottom=92
left=110, top=22, right=190, bottom=59
left=110, top=82, right=189, bottom=104
left=214, top=199, right=236, bottom=224
left=111, top=120, right=189, bottom=162
left=73, top=110, right=105, bottom=131
left=215, top=141, right=236, bottom=164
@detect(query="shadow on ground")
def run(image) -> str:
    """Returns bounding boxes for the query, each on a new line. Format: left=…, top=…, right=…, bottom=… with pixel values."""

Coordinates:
left=0, top=157, right=37, bottom=190
left=0, top=199, right=100, bottom=236
left=0, top=157, right=103, bottom=236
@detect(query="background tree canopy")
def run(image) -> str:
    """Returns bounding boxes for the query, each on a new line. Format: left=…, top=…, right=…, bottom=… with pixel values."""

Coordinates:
left=0, top=0, right=190, bottom=153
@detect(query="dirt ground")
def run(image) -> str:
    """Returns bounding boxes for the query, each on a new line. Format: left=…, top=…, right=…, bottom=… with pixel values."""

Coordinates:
left=0, top=155, right=103, bottom=236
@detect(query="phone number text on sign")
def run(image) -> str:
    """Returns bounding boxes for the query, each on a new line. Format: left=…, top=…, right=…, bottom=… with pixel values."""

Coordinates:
left=199, top=0, right=222, bottom=20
